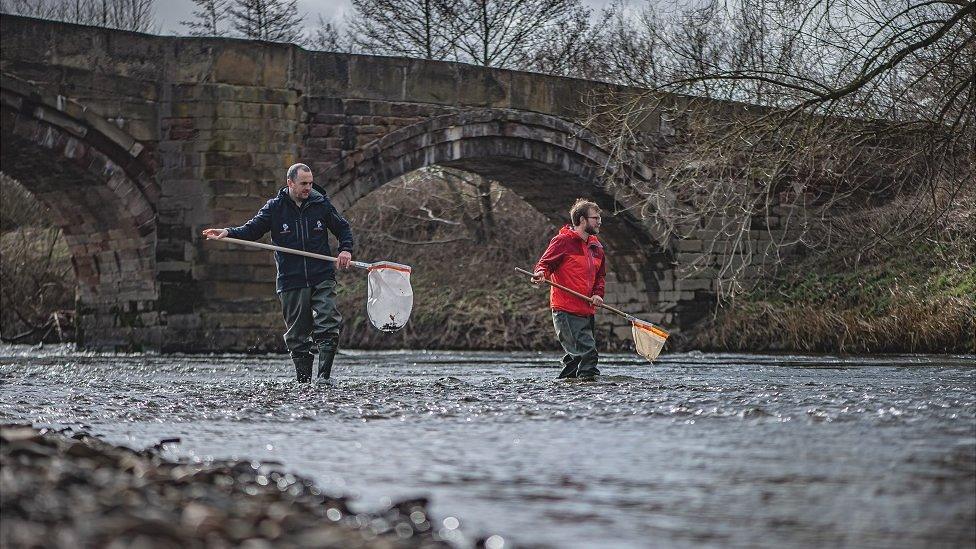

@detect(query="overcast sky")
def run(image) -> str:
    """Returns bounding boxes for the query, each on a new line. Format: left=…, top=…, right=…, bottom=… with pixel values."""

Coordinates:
left=154, top=0, right=621, bottom=35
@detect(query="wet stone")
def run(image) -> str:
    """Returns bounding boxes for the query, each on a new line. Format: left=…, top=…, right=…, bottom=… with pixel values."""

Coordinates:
left=0, top=425, right=450, bottom=549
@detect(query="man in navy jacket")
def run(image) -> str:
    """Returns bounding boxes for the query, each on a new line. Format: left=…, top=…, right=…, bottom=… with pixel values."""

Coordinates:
left=203, top=163, right=354, bottom=383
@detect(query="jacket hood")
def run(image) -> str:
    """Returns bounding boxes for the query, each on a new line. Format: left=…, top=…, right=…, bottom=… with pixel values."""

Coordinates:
left=277, top=186, right=326, bottom=204
left=559, top=224, right=601, bottom=246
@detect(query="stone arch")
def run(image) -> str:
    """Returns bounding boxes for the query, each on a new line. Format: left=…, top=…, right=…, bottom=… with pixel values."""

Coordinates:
left=0, top=73, right=161, bottom=349
left=318, top=109, right=677, bottom=341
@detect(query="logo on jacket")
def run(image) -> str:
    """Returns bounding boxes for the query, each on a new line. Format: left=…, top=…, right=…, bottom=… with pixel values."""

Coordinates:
left=280, top=223, right=291, bottom=234
left=313, top=220, right=324, bottom=231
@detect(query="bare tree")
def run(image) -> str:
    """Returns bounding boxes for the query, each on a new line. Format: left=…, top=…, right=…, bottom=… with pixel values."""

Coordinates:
left=309, top=14, right=349, bottom=52
left=435, top=167, right=499, bottom=244
left=104, top=0, right=155, bottom=31
left=585, top=0, right=975, bottom=297
left=180, top=0, right=230, bottom=37
left=348, top=0, right=456, bottom=59
left=364, top=166, right=506, bottom=245
left=0, top=173, right=76, bottom=344
left=1, top=0, right=157, bottom=32
left=227, top=0, right=302, bottom=42
left=524, top=2, right=610, bottom=79
left=1, top=0, right=61, bottom=20
left=347, top=0, right=597, bottom=70
left=447, top=0, right=588, bottom=68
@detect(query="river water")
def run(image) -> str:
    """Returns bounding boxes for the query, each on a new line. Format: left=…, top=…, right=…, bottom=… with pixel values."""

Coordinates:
left=1, top=345, right=973, bottom=548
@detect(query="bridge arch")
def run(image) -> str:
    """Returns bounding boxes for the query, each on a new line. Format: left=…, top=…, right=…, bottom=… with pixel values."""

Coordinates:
left=319, top=109, right=676, bottom=343
left=1, top=15, right=731, bottom=350
left=0, top=74, right=161, bottom=348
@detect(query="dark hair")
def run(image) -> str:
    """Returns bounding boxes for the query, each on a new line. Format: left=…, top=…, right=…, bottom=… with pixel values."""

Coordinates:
left=570, top=198, right=600, bottom=225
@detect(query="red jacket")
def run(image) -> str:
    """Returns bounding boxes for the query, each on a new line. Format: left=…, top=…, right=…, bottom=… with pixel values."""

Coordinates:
left=535, top=225, right=606, bottom=316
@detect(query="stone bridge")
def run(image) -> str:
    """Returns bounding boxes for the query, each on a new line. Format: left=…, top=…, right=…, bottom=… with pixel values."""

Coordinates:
left=0, top=15, right=769, bottom=352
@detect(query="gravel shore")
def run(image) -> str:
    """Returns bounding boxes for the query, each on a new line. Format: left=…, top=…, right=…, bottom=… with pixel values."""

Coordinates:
left=0, top=425, right=454, bottom=548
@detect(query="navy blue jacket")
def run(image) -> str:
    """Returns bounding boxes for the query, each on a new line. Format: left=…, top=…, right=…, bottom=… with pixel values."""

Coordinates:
left=226, top=187, right=354, bottom=293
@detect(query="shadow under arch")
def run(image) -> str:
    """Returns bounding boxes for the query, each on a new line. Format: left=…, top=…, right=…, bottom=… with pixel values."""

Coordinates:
left=0, top=73, right=161, bottom=349
left=317, top=108, right=676, bottom=340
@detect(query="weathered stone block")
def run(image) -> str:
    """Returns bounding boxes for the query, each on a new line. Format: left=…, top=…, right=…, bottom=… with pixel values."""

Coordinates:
left=656, top=291, right=681, bottom=302
left=678, top=278, right=713, bottom=291
left=675, top=252, right=704, bottom=264
left=347, top=56, right=405, bottom=101
left=403, top=59, right=459, bottom=105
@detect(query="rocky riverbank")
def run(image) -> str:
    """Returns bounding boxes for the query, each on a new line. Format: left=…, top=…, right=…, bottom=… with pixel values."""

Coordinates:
left=0, top=425, right=455, bottom=548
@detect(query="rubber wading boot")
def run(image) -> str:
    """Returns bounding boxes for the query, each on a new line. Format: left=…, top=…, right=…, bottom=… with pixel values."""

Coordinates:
left=316, top=336, right=339, bottom=383
left=293, top=354, right=313, bottom=383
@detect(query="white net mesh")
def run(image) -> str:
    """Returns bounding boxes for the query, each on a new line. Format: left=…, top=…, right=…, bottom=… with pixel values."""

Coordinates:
left=631, top=320, right=668, bottom=361
left=366, top=263, right=413, bottom=332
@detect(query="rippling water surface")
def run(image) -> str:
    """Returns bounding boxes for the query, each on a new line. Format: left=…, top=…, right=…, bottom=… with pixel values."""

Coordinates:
left=1, top=345, right=974, bottom=548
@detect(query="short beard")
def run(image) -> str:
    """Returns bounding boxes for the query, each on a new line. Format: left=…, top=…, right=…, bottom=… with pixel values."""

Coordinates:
left=584, top=226, right=598, bottom=235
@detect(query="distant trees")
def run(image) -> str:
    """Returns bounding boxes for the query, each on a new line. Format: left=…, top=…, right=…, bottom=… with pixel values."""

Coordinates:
left=180, top=0, right=229, bottom=37
left=0, top=0, right=157, bottom=32
left=179, top=0, right=303, bottom=42
left=178, top=0, right=351, bottom=49
left=522, top=4, right=609, bottom=79
left=226, top=0, right=300, bottom=42
left=447, top=0, right=587, bottom=68
left=346, top=0, right=596, bottom=70
left=0, top=175, right=75, bottom=344
left=309, top=15, right=348, bottom=52
left=0, top=0, right=313, bottom=45
left=348, top=0, right=455, bottom=59
left=583, top=0, right=975, bottom=294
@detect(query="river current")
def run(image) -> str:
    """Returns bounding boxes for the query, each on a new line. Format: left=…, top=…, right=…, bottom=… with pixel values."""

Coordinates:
left=1, top=345, right=973, bottom=548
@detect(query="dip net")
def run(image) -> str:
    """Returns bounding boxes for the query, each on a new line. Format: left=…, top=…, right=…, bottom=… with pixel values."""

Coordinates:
left=631, top=319, right=668, bottom=361
left=366, top=262, right=413, bottom=332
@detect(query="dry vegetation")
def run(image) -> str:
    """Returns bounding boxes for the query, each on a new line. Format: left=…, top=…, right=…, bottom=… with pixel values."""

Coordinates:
left=586, top=0, right=974, bottom=297
left=580, top=0, right=974, bottom=353
left=0, top=174, right=76, bottom=343
left=689, top=186, right=976, bottom=353
left=337, top=170, right=565, bottom=351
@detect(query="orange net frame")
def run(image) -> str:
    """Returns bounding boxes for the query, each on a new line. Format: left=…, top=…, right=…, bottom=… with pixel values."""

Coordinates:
left=631, top=319, right=669, bottom=361
left=365, top=262, right=413, bottom=332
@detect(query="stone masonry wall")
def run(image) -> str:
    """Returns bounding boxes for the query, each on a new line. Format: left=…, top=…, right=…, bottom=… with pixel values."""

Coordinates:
left=1, top=15, right=803, bottom=351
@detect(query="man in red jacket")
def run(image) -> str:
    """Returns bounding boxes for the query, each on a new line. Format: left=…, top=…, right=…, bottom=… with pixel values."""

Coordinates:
left=532, top=199, right=607, bottom=380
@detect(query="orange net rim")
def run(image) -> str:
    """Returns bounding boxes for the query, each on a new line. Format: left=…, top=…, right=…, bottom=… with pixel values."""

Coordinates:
left=632, top=320, right=669, bottom=339
left=368, top=263, right=412, bottom=274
